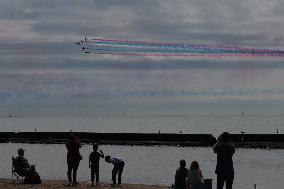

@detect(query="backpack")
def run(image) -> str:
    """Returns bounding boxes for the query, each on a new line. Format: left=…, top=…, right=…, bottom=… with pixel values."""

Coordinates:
left=24, top=172, right=41, bottom=184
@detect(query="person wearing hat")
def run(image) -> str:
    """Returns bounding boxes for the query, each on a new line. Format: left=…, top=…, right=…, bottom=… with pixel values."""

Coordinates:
left=89, top=143, right=104, bottom=186
left=15, top=148, right=32, bottom=175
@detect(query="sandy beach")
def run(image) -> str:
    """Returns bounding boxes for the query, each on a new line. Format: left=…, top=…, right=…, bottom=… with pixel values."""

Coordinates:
left=0, top=179, right=168, bottom=189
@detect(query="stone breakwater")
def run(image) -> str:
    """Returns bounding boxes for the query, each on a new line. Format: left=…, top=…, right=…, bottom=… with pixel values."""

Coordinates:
left=0, top=132, right=283, bottom=148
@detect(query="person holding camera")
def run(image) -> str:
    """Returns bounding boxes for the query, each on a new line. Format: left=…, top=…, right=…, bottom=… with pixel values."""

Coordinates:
left=213, top=132, right=235, bottom=189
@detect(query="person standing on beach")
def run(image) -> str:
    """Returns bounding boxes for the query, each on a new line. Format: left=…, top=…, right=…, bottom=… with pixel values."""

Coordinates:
left=89, top=143, right=104, bottom=186
left=213, top=132, right=235, bottom=189
left=66, top=134, right=82, bottom=186
left=105, top=155, right=125, bottom=186
left=174, top=159, right=188, bottom=189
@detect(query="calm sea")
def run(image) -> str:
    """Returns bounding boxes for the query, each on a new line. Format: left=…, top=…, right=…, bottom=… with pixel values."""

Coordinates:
left=0, top=114, right=283, bottom=135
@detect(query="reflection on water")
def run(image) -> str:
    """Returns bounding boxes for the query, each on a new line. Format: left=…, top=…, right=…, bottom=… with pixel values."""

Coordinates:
left=0, top=143, right=283, bottom=189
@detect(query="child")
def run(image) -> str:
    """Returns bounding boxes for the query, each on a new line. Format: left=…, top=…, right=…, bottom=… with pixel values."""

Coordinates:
left=105, top=155, right=125, bottom=186
left=187, top=161, right=204, bottom=189
left=89, top=143, right=104, bottom=186
left=174, top=159, right=188, bottom=189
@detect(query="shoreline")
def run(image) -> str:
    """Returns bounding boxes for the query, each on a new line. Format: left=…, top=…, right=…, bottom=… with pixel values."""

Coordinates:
left=0, top=179, right=168, bottom=189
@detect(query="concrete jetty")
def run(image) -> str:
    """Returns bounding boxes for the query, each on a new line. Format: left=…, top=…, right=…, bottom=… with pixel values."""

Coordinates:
left=0, top=132, right=216, bottom=146
left=0, top=132, right=283, bottom=148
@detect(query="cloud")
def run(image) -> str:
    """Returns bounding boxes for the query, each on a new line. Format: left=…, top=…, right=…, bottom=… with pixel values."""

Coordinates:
left=1, top=0, right=284, bottom=105
left=1, top=0, right=283, bottom=44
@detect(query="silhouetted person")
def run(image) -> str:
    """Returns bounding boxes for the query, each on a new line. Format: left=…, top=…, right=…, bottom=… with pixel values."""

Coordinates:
left=14, top=148, right=41, bottom=184
left=187, top=161, right=204, bottom=189
left=89, top=143, right=104, bottom=186
left=15, top=148, right=32, bottom=175
left=174, top=159, right=188, bottom=189
left=105, top=155, right=125, bottom=186
left=213, top=132, right=235, bottom=189
left=66, top=134, right=82, bottom=186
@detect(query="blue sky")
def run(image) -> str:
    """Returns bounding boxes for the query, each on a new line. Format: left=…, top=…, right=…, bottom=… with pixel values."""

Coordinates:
left=1, top=0, right=284, bottom=115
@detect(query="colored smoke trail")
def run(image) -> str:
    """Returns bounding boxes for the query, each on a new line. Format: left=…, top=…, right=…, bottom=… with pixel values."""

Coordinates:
left=77, top=38, right=284, bottom=58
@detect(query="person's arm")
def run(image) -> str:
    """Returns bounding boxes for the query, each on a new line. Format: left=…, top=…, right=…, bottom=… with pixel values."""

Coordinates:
left=186, top=171, right=191, bottom=189
left=231, top=144, right=235, bottom=154
left=224, top=140, right=233, bottom=147
left=200, top=169, right=203, bottom=179
left=99, top=150, right=104, bottom=158
left=213, top=137, right=222, bottom=152
left=223, top=141, right=235, bottom=153
left=89, top=153, right=92, bottom=168
left=22, top=158, right=31, bottom=169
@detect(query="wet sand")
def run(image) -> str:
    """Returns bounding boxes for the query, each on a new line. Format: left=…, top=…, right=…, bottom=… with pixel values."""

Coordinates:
left=0, top=179, right=168, bottom=189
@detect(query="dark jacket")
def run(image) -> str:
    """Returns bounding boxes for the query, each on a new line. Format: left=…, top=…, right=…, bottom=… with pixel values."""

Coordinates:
left=66, top=137, right=82, bottom=161
left=14, top=156, right=31, bottom=175
left=175, top=167, right=188, bottom=189
left=89, top=151, right=104, bottom=167
left=214, top=144, right=235, bottom=174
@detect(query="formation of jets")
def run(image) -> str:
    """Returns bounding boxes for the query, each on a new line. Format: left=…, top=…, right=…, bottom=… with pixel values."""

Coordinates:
left=76, top=36, right=90, bottom=53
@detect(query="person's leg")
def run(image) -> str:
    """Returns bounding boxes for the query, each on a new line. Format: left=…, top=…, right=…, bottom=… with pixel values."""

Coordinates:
left=117, top=163, right=124, bottom=184
left=112, top=166, right=119, bottom=185
left=95, top=166, right=100, bottom=184
left=225, top=174, right=234, bottom=189
left=91, top=166, right=95, bottom=183
left=67, top=159, right=73, bottom=184
left=73, top=160, right=80, bottom=184
left=217, top=174, right=226, bottom=189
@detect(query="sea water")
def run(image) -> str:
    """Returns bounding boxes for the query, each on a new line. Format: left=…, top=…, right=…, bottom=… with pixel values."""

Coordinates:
left=0, top=143, right=283, bottom=189
left=0, top=114, right=283, bottom=135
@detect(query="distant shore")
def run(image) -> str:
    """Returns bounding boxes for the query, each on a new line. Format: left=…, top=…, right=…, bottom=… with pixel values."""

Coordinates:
left=0, top=179, right=168, bottom=189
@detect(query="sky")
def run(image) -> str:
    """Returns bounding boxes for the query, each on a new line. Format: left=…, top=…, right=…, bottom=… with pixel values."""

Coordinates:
left=1, top=0, right=284, bottom=115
